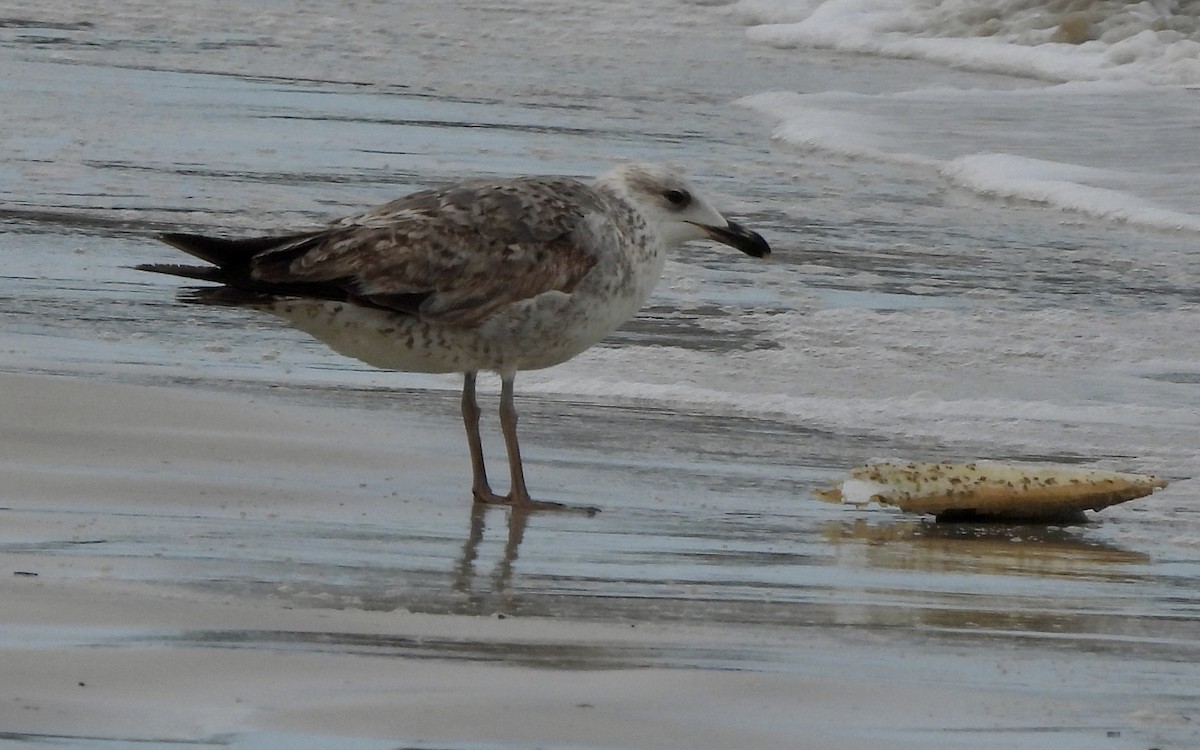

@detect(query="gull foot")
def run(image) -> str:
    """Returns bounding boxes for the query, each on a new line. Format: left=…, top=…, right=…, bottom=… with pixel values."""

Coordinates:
left=472, top=490, right=600, bottom=516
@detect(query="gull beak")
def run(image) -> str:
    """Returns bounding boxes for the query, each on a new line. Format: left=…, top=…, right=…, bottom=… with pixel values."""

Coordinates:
left=697, top=219, right=771, bottom=259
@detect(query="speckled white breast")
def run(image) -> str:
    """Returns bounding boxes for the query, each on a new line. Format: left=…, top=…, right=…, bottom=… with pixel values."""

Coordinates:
left=265, top=233, right=667, bottom=375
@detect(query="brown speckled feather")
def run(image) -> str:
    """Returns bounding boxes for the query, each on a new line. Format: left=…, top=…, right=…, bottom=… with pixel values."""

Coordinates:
left=249, top=176, right=604, bottom=327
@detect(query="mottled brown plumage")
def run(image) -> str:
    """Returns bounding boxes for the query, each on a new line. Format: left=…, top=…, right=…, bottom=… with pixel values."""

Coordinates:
left=243, top=177, right=605, bottom=326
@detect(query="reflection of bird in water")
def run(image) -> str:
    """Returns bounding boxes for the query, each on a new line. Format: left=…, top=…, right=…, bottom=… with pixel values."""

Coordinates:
left=140, top=164, right=769, bottom=512
left=454, top=505, right=530, bottom=602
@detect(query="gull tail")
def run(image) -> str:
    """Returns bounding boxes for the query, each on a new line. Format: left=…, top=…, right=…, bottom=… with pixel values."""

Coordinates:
left=135, top=262, right=225, bottom=282
left=137, top=231, right=317, bottom=279
left=136, top=230, right=350, bottom=308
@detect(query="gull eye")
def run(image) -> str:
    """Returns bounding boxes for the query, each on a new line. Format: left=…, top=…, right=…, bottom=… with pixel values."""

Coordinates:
left=663, top=188, right=691, bottom=208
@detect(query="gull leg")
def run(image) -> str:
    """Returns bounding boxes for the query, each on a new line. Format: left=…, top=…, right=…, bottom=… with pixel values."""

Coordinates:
left=466, top=371, right=596, bottom=514
left=498, top=372, right=536, bottom=506
left=462, top=371, right=500, bottom=503
left=495, top=373, right=597, bottom=514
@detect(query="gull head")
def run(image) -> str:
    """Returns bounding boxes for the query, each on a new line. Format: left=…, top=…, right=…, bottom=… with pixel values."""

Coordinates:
left=595, top=163, right=771, bottom=258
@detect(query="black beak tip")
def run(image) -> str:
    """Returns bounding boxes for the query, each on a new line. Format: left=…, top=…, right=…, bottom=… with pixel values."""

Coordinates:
left=744, top=234, right=771, bottom=259
left=707, top=220, right=771, bottom=259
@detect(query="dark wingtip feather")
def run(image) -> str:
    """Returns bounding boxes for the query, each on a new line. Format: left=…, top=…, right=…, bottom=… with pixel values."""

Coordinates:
left=136, top=263, right=225, bottom=282
left=158, top=232, right=204, bottom=251
left=178, top=286, right=280, bottom=307
left=157, top=230, right=321, bottom=268
left=157, top=232, right=220, bottom=259
left=143, top=230, right=357, bottom=310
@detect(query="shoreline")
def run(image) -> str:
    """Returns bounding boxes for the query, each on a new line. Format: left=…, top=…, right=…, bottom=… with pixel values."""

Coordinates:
left=1, top=372, right=1194, bottom=748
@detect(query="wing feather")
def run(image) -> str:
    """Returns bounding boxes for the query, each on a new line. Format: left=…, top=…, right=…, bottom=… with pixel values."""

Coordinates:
left=250, top=177, right=603, bottom=326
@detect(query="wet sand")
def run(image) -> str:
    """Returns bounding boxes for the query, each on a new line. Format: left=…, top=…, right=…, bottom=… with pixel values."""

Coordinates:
left=2, top=373, right=1196, bottom=749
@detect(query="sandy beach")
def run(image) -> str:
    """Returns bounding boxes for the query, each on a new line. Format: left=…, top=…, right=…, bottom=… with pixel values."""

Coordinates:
left=2, top=373, right=1195, bottom=749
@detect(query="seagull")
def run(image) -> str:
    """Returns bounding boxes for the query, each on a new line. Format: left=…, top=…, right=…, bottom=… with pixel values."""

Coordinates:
left=138, top=163, right=770, bottom=512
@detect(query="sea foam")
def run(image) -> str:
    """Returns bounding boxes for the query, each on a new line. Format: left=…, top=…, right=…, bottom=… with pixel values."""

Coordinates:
left=940, top=153, right=1200, bottom=233
left=734, top=0, right=1200, bottom=85
left=739, top=81, right=1200, bottom=234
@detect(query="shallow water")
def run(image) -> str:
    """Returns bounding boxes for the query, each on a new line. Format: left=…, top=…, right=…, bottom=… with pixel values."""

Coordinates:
left=2, top=0, right=1199, bottom=747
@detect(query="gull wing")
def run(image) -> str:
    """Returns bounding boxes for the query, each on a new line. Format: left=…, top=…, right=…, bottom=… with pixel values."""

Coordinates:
left=250, top=176, right=604, bottom=326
